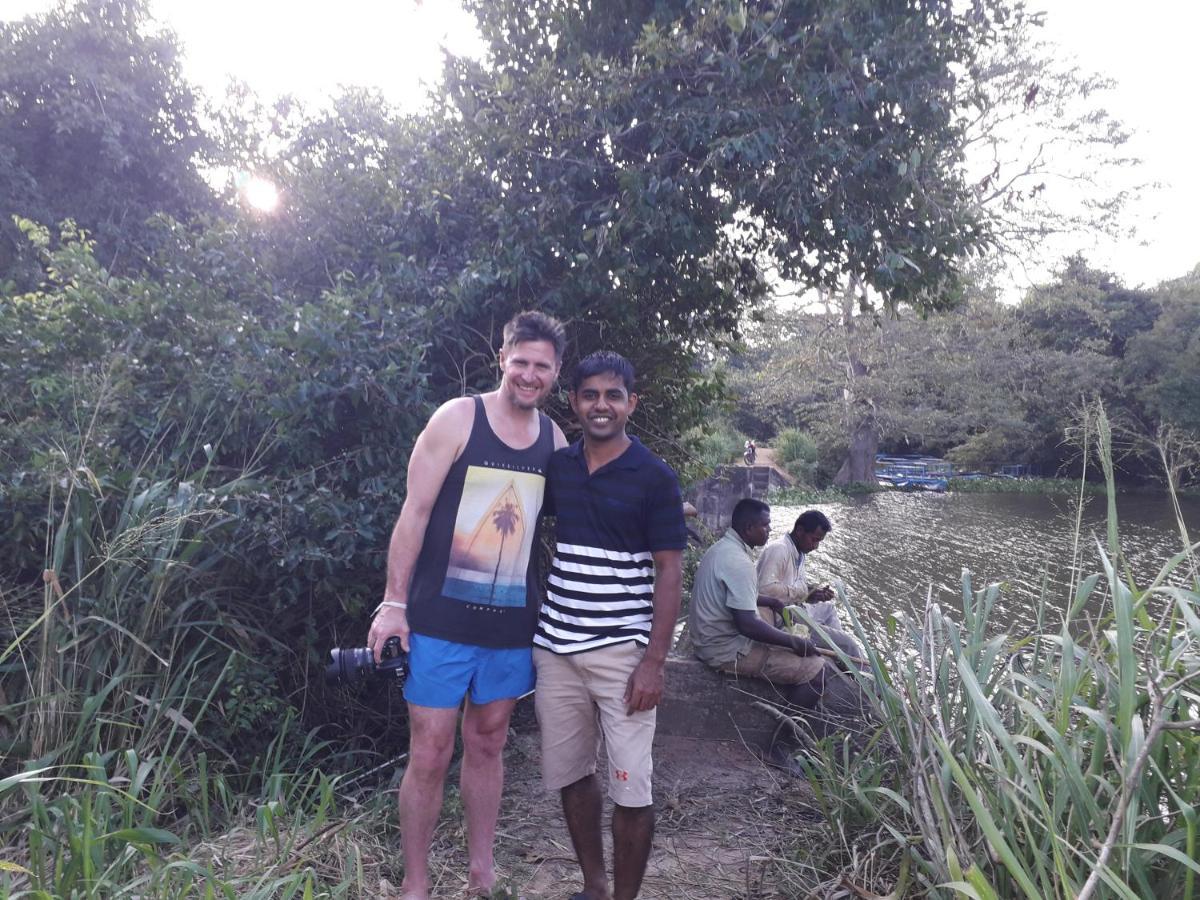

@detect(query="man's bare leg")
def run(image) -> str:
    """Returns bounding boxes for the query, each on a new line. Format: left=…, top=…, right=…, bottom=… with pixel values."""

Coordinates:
left=461, top=696, right=518, bottom=894
left=398, top=704, right=459, bottom=900
left=561, top=774, right=611, bottom=900
left=612, top=803, right=653, bottom=900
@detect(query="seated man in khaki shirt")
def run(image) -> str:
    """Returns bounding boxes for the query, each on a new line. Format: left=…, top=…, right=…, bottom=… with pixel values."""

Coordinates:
left=756, top=509, right=864, bottom=664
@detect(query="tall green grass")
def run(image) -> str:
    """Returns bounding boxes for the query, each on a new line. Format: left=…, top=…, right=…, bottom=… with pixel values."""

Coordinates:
left=0, top=431, right=399, bottom=897
left=779, top=406, right=1200, bottom=898
left=773, top=427, right=820, bottom=484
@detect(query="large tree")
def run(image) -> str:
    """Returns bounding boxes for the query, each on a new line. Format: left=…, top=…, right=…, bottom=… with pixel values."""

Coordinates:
left=0, top=0, right=215, bottom=285
left=788, top=5, right=1140, bottom=483
left=460, top=0, right=1002, bottom=297
left=436, top=0, right=1028, bottom=479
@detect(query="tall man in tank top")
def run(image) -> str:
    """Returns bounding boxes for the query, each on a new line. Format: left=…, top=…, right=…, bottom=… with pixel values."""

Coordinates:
left=368, top=311, right=567, bottom=900
left=534, top=351, right=687, bottom=900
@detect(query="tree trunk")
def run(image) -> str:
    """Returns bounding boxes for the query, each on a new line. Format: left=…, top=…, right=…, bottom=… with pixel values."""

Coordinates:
left=831, top=277, right=879, bottom=486
left=834, top=418, right=879, bottom=485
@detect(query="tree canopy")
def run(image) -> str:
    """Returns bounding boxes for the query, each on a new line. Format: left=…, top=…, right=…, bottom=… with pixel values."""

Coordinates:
left=728, top=256, right=1200, bottom=485
left=0, top=0, right=214, bottom=285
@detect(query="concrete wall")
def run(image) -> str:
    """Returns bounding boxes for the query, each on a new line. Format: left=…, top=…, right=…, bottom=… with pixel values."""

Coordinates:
left=657, top=657, right=785, bottom=747
left=685, top=465, right=791, bottom=534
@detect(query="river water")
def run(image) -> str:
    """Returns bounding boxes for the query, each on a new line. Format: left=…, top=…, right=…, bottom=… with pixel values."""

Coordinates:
left=767, top=490, right=1200, bottom=648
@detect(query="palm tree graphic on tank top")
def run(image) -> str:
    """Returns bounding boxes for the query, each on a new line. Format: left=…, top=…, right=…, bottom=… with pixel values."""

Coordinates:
left=487, top=498, right=521, bottom=602
left=443, top=468, right=542, bottom=607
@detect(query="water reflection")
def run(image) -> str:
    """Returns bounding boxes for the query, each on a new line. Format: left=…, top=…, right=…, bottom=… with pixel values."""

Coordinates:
left=767, top=491, right=1200, bottom=650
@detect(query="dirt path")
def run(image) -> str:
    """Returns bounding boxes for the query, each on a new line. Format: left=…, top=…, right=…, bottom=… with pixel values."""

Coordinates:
left=412, top=708, right=819, bottom=899
left=742, top=448, right=793, bottom=485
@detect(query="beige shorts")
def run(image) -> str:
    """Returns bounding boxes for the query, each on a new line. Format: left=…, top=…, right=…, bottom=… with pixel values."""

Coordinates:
left=533, top=642, right=655, bottom=808
left=719, top=642, right=825, bottom=685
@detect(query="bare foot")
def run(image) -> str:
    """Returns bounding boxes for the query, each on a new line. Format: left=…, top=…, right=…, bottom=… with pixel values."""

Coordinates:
left=467, top=864, right=495, bottom=896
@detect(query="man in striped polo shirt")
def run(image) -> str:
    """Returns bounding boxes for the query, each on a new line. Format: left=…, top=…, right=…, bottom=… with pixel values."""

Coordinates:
left=534, top=351, right=687, bottom=900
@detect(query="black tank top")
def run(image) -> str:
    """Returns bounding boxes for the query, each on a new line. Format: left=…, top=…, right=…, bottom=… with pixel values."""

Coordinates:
left=407, top=396, right=555, bottom=648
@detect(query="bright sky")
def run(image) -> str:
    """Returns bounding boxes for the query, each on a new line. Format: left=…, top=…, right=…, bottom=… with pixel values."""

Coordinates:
left=5, top=0, right=1197, bottom=290
left=1030, top=0, right=1200, bottom=288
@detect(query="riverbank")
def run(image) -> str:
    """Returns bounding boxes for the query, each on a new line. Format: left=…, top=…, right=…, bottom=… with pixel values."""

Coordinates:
left=764, top=482, right=881, bottom=507
left=6, top=533, right=1197, bottom=897
left=767, top=475, right=1192, bottom=505
left=949, top=475, right=1104, bottom=494
left=6, top=434, right=1198, bottom=897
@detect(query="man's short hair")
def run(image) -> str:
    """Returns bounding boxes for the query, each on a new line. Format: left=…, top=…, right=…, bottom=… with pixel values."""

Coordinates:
left=731, top=498, right=770, bottom=533
left=502, top=310, right=566, bottom=361
left=793, top=509, right=832, bottom=535
left=571, top=350, right=635, bottom=393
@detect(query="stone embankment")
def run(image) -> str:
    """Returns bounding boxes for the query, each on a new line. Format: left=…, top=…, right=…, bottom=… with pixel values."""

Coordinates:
left=686, top=450, right=793, bottom=534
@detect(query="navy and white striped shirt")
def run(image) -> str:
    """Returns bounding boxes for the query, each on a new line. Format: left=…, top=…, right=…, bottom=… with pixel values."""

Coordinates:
left=535, top=437, right=687, bottom=654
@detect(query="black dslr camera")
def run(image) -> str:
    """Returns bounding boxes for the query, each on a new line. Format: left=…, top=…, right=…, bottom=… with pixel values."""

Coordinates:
left=325, top=636, right=408, bottom=686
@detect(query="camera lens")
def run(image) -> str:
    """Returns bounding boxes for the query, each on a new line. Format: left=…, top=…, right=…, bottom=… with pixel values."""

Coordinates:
left=326, top=646, right=376, bottom=686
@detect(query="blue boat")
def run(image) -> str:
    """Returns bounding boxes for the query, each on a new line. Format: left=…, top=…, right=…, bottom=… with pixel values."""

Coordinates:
left=875, top=455, right=952, bottom=492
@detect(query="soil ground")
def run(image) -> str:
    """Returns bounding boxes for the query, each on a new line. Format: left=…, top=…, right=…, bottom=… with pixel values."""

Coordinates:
left=399, top=700, right=821, bottom=899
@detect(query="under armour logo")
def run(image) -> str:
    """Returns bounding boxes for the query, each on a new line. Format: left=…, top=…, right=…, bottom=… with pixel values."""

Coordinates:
left=614, top=769, right=629, bottom=781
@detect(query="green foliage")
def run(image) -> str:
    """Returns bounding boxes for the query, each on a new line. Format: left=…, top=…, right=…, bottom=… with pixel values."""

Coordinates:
left=731, top=256, right=1200, bottom=487
left=0, top=442, right=393, bottom=894
left=769, top=483, right=882, bottom=506
left=0, top=0, right=215, bottom=286
left=948, top=476, right=1107, bottom=495
left=461, top=0, right=1004, bottom=310
left=773, top=428, right=818, bottom=484
left=681, top=420, right=747, bottom=475
left=1019, top=255, right=1160, bottom=357
left=0, top=740, right=386, bottom=897
left=1122, top=269, right=1200, bottom=433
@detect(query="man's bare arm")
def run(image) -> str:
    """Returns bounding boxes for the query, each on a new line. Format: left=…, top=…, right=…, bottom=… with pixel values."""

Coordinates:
left=624, top=548, right=683, bottom=713
left=551, top=420, right=568, bottom=450
left=730, top=608, right=816, bottom=656
left=368, top=398, right=472, bottom=660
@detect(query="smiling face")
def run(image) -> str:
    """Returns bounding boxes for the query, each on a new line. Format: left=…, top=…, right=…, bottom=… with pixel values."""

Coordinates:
left=569, top=371, right=637, bottom=444
left=498, top=339, right=561, bottom=410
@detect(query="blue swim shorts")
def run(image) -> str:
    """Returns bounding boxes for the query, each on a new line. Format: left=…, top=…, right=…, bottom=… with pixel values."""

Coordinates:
left=403, top=633, right=535, bottom=708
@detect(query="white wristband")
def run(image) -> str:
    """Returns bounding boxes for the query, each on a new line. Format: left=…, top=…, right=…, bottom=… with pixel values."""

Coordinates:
left=373, top=600, right=407, bottom=615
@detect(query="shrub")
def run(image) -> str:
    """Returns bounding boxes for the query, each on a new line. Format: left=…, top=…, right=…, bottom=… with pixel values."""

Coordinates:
left=682, top=421, right=748, bottom=475
left=774, top=428, right=819, bottom=484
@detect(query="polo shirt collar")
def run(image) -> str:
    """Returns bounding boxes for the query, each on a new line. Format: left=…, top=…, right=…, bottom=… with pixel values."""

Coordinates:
left=565, top=435, right=648, bottom=472
left=722, top=528, right=754, bottom=556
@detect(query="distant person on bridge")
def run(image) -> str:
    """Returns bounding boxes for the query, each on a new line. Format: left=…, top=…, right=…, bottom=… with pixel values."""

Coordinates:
left=689, top=499, right=870, bottom=751
left=743, top=439, right=756, bottom=466
left=756, top=509, right=865, bottom=665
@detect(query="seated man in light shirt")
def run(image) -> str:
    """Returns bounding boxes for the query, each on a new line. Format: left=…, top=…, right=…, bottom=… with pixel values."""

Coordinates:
left=756, top=509, right=864, bottom=665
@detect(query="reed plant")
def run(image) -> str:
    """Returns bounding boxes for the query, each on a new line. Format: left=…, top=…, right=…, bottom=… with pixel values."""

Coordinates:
left=779, top=405, right=1200, bottom=898
left=0, top=415, right=402, bottom=897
